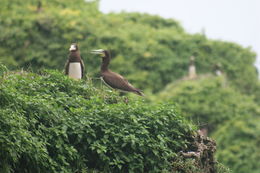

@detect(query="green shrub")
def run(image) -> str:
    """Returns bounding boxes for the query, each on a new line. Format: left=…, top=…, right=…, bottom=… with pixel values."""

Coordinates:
left=158, top=75, right=259, bottom=133
left=0, top=63, right=8, bottom=77
left=213, top=115, right=260, bottom=173
left=0, top=69, right=195, bottom=172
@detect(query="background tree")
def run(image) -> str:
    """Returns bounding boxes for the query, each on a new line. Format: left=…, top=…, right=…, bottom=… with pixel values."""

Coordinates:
left=0, top=0, right=258, bottom=95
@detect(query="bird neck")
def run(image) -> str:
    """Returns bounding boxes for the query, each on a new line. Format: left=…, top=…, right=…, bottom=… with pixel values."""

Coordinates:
left=189, top=60, right=195, bottom=66
left=101, top=55, right=110, bottom=72
left=69, top=51, right=81, bottom=62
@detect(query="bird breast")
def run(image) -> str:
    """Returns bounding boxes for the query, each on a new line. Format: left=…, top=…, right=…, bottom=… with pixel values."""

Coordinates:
left=69, top=62, right=82, bottom=79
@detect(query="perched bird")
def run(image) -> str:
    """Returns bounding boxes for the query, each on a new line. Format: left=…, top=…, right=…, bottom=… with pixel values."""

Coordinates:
left=213, top=63, right=223, bottom=76
left=36, top=1, right=43, bottom=13
left=188, top=56, right=197, bottom=79
left=65, top=43, right=85, bottom=79
left=91, top=49, right=144, bottom=96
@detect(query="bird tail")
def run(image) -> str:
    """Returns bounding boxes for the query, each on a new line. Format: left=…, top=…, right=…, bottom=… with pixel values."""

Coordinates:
left=134, top=89, right=145, bottom=96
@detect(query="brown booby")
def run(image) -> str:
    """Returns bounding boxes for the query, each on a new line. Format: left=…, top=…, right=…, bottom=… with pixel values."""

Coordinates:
left=91, top=49, right=144, bottom=96
left=213, top=63, right=222, bottom=76
left=188, top=56, right=197, bottom=79
left=36, top=1, right=43, bottom=12
left=65, top=43, right=84, bottom=79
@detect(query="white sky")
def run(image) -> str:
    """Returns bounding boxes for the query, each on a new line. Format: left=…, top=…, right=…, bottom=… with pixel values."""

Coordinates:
left=99, top=0, right=260, bottom=74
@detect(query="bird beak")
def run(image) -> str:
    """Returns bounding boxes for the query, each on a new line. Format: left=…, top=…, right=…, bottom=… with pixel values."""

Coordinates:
left=69, top=45, right=77, bottom=51
left=91, top=49, right=104, bottom=55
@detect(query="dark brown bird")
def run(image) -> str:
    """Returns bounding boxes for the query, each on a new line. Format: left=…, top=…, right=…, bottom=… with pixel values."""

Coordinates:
left=91, top=49, right=144, bottom=96
left=36, top=1, right=43, bottom=12
left=65, top=43, right=85, bottom=79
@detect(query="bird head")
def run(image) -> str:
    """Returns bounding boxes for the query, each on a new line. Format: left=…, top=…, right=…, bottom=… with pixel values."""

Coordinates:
left=91, top=49, right=108, bottom=57
left=69, top=43, right=78, bottom=52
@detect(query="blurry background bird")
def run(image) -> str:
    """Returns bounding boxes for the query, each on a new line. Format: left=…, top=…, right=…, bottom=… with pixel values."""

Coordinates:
left=65, top=43, right=85, bottom=80
left=91, top=49, right=144, bottom=96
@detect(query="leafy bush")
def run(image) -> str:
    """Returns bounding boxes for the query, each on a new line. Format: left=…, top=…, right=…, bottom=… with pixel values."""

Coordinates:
left=0, top=64, right=8, bottom=76
left=158, top=75, right=260, bottom=133
left=0, top=69, right=196, bottom=172
left=253, top=82, right=260, bottom=104
left=213, top=115, right=260, bottom=173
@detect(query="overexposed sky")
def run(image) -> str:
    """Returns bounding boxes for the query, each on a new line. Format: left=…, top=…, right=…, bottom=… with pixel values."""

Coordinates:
left=99, top=0, right=260, bottom=73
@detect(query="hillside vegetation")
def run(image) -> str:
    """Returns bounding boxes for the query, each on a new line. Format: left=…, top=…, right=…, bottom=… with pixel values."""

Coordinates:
left=158, top=76, right=260, bottom=133
left=0, top=0, right=259, bottom=95
left=157, top=75, right=260, bottom=172
left=213, top=115, right=260, bottom=173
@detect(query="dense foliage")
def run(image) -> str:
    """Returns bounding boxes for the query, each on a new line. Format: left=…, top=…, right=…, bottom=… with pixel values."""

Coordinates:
left=0, top=0, right=258, bottom=94
left=0, top=64, right=8, bottom=76
left=157, top=75, right=260, bottom=171
left=213, top=115, right=260, bottom=173
left=254, top=82, right=260, bottom=104
left=0, top=69, right=197, bottom=172
left=158, top=75, right=260, bottom=133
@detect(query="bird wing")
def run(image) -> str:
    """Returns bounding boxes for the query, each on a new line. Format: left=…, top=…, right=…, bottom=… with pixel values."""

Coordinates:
left=102, top=71, right=137, bottom=92
left=80, top=58, right=85, bottom=78
left=64, top=59, right=69, bottom=75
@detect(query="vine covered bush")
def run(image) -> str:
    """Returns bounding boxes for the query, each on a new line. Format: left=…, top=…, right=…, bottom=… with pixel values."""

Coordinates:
left=0, top=68, right=195, bottom=172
